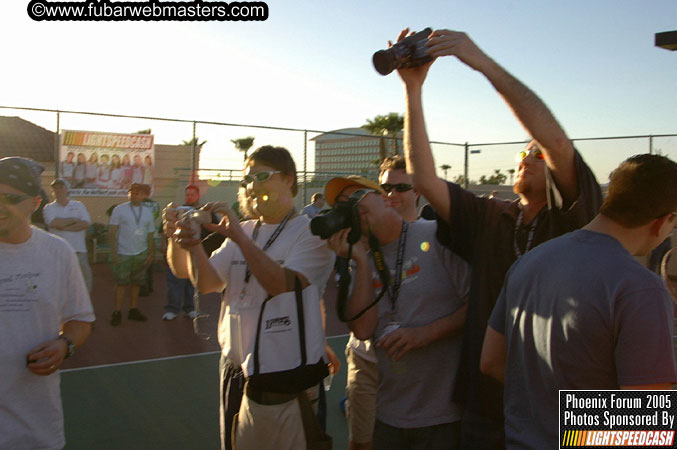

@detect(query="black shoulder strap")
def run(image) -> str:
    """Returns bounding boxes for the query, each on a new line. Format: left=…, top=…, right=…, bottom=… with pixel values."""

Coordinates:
left=294, top=276, right=307, bottom=366
left=253, top=295, right=272, bottom=376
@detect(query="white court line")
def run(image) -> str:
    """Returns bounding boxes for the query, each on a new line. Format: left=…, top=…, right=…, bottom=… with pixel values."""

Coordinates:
left=61, top=351, right=221, bottom=373
left=61, top=334, right=351, bottom=373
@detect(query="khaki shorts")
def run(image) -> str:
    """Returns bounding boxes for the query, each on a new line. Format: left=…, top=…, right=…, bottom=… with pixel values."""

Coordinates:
left=345, top=346, right=379, bottom=444
left=234, top=386, right=319, bottom=450
left=112, top=251, right=148, bottom=285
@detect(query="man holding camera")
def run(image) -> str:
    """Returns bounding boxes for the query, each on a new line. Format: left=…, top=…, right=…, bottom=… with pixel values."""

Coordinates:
left=326, top=175, right=470, bottom=450
left=343, top=156, right=425, bottom=450
left=397, top=28, right=602, bottom=447
left=162, top=184, right=226, bottom=320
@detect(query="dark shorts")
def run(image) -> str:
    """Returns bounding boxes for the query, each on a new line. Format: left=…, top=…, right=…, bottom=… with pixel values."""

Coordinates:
left=373, top=419, right=461, bottom=450
left=113, top=251, right=148, bottom=286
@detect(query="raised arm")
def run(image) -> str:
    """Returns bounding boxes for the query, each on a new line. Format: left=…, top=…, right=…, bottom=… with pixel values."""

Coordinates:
left=397, top=29, right=452, bottom=224
left=163, top=203, right=224, bottom=293
left=200, top=205, right=308, bottom=296
left=426, top=29, right=578, bottom=202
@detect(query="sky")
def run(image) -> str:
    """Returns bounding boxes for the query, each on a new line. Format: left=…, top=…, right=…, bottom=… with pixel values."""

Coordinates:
left=1, top=0, right=676, bottom=182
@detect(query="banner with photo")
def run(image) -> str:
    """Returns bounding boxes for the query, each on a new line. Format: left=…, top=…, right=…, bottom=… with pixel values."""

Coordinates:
left=59, top=130, right=155, bottom=196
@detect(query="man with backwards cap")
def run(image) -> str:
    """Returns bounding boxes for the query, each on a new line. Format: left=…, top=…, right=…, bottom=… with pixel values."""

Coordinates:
left=44, top=178, right=93, bottom=293
left=325, top=174, right=470, bottom=450
left=343, top=156, right=428, bottom=450
left=0, top=157, right=95, bottom=450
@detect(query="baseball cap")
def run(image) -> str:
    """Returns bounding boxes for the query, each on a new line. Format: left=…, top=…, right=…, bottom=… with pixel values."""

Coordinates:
left=50, top=178, right=71, bottom=189
left=0, top=157, right=44, bottom=196
left=324, top=175, right=385, bottom=206
left=129, top=183, right=146, bottom=192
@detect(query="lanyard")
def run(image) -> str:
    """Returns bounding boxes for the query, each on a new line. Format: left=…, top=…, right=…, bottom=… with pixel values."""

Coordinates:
left=130, top=203, right=143, bottom=227
left=513, top=209, right=539, bottom=258
left=243, top=209, right=295, bottom=285
left=370, top=221, right=409, bottom=313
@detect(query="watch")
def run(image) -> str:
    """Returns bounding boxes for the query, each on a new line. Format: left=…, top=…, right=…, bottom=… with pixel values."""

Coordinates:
left=59, top=334, right=75, bottom=359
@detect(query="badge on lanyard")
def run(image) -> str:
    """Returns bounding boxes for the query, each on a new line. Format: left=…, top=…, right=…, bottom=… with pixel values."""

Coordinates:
left=130, top=204, right=145, bottom=237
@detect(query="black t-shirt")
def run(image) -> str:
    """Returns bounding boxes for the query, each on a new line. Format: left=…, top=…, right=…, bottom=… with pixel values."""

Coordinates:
left=437, top=150, right=603, bottom=421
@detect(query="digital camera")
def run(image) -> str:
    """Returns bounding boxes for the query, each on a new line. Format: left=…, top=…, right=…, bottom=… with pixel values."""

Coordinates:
left=310, top=196, right=362, bottom=244
left=372, top=27, right=433, bottom=76
left=173, top=206, right=203, bottom=240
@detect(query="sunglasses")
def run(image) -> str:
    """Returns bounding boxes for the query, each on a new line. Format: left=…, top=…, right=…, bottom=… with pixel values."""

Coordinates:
left=380, top=183, right=413, bottom=193
left=241, top=170, right=281, bottom=187
left=0, top=192, right=35, bottom=205
left=517, top=148, right=545, bottom=162
left=336, top=188, right=378, bottom=204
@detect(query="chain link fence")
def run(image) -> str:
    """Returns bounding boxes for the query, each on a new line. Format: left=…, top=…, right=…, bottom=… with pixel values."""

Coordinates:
left=2, top=105, right=676, bottom=228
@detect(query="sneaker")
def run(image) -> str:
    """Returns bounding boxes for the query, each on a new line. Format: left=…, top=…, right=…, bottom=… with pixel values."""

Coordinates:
left=184, top=310, right=198, bottom=319
left=128, top=308, right=147, bottom=322
left=110, top=310, right=122, bottom=326
left=162, top=311, right=177, bottom=321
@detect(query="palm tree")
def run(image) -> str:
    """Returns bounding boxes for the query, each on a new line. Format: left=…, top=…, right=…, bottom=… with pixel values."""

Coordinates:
left=440, top=164, right=451, bottom=180
left=231, top=136, right=255, bottom=161
left=182, top=137, right=207, bottom=148
left=362, top=113, right=404, bottom=162
left=507, top=168, right=515, bottom=185
left=181, top=137, right=207, bottom=184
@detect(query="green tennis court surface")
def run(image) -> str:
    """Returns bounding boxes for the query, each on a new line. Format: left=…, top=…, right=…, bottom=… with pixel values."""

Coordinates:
left=62, top=335, right=349, bottom=450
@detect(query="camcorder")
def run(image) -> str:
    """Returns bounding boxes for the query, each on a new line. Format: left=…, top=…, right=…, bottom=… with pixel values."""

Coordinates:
left=310, top=192, right=364, bottom=244
left=372, top=27, right=433, bottom=76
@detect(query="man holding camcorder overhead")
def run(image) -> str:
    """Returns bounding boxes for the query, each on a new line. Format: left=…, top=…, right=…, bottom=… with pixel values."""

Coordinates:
left=394, top=27, right=602, bottom=448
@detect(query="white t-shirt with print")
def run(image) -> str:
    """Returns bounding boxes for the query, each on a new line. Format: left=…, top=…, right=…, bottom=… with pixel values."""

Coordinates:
left=209, top=214, right=335, bottom=366
left=0, top=227, right=95, bottom=450
left=109, top=201, right=155, bottom=255
left=43, top=199, right=92, bottom=253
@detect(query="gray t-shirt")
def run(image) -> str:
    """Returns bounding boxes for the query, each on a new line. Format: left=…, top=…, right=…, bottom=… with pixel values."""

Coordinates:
left=490, top=229, right=677, bottom=449
left=370, top=219, right=470, bottom=428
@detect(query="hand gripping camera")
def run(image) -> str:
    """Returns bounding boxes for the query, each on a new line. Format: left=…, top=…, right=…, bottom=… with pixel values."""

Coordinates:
left=310, top=191, right=365, bottom=244
left=172, top=206, right=210, bottom=240
left=372, top=27, right=433, bottom=76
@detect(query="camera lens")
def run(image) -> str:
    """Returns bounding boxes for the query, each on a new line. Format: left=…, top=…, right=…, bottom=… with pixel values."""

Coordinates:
left=373, top=50, right=396, bottom=75
left=310, top=206, right=352, bottom=239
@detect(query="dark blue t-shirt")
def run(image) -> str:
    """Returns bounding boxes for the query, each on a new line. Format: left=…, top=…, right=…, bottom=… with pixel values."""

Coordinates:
left=490, top=230, right=677, bottom=449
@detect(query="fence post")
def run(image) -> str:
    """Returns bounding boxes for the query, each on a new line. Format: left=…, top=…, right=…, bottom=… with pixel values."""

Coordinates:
left=54, top=110, right=61, bottom=177
left=303, top=130, right=308, bottom=205
left=649, top=135, right=653, bottom=155
left=191, top=121, right=197, bottom=183
left=464, top=142, right=469, bottom=189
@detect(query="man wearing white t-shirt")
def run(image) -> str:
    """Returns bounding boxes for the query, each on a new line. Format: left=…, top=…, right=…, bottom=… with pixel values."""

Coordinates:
left=108, top=182, right=155, bottom=326
left=0, top=157, right=94, bottom=450
left=43, top=179, right=93, bottom=293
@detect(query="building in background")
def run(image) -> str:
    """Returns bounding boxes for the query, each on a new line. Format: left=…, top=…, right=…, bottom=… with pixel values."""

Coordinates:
left=311, top=127, right=403, bottom=179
